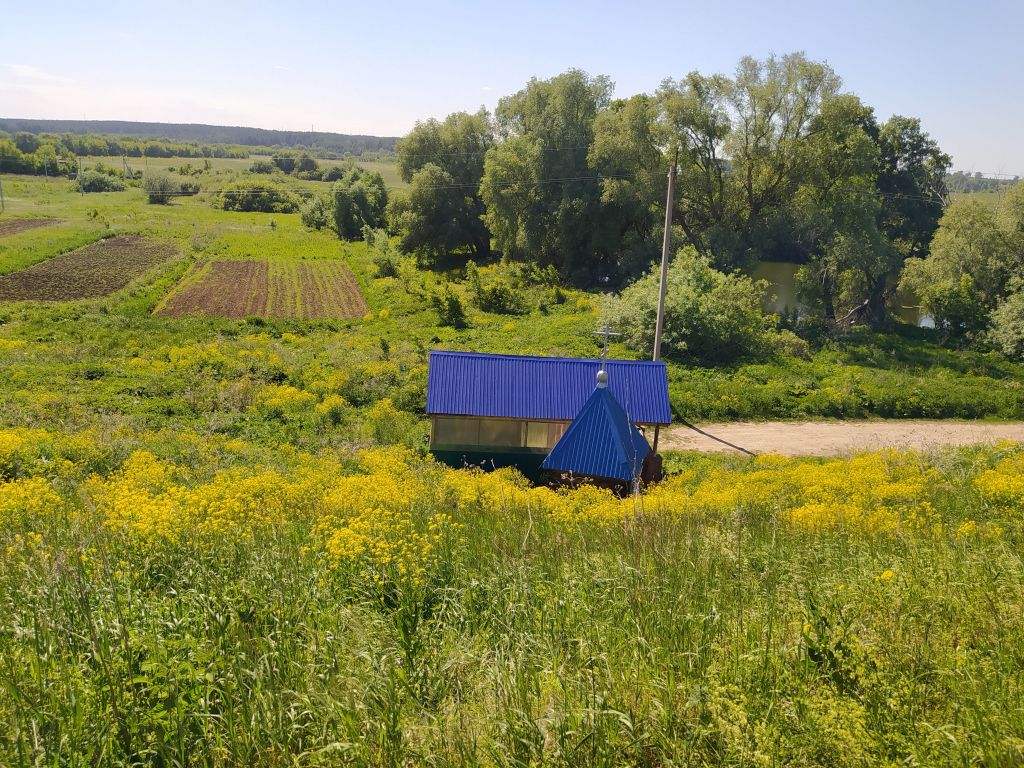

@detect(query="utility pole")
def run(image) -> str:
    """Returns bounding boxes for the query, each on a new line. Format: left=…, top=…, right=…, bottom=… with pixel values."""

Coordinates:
left=650, top=150, right=677, bottom=457
left=77, top=157, right=84, bottom=196
left=0, top=175, right=5, bottom=212
left=652, top=149, right=678, bottom=363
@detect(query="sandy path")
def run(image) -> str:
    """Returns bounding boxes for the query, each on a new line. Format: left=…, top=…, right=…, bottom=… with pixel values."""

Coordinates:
left=659, top=420, right=1024, bottom=456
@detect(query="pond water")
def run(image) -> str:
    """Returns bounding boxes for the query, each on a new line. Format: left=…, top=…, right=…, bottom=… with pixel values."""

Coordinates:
left=749, top=261, right=934, bottom=328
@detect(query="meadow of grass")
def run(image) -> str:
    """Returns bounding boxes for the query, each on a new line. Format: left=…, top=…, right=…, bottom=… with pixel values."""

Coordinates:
left=0, top=170, right=1024, bottom=765
left=76, top=154, right=409, bottom=190
left=1, top=426, right=1024, bottom=765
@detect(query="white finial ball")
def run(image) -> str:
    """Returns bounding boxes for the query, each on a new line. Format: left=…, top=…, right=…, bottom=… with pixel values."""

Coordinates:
left=596, top=369, right=608, bottom=386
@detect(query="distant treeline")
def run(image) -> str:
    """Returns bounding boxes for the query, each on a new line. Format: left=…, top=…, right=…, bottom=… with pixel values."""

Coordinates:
left=0, top=118, right=398, bottom=157
left=946, top=171, right=1019, bottom=194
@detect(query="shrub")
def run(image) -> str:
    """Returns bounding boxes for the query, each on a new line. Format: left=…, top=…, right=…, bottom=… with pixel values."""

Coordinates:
left=474, top=282, right=528, bottom=315
left=271, top=154, right=296, bottom=174
left=330, top=169, right=388, bottom=240
left=431, top=285, right=468, bottom=328
left=217, top=180, right=300, bottom=213
left=77, top=170, right=125, bottom=193
left=141, top=171, right=182, bottom=204
left=293, top=154, right=319, bottom=179
left=365, top=398, right=420, bottom=447
left=249, top=159, right=276, bottom=174
left=300, top=195, right=331, bottom=230
left=989, top=290, right=1024, bottom=360
left=364, top=226, right=401, bottom=278
left=605, top=247, right=770, bottom=364
left=321, top=165, right=349, bottom=182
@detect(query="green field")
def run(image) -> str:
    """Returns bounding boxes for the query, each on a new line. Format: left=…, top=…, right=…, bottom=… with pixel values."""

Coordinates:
left=74, top=154, right=409, bottom=190
left=1, top=171, right=1024, bottom=764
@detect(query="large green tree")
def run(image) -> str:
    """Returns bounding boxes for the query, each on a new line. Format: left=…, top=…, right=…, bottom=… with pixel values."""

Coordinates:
left=587, top=94, right=665, bottom=278
left=876, top=116, right=950, bottom=260
left=481, top=69, right=613, bottom=283
left=901, top=186, right=1023, bottom=337
left=330, top=167, right=388, bottom=240
left=392, top=110, right=493, bottom=259
left=791, top=95, right=888, bottom=323
left=658, top=53, right=842, bottom=271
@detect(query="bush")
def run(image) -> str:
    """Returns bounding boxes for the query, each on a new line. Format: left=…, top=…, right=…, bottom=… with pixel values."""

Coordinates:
left=431, top=285, right=468, bottom=328
left=364, top=226, right=401, bottom=278
left=77, top=170, right=125, bottom=193
left=989, top=290, right=1024, bottom=360
left=271, top=154, right=296, bottom=174
left=249, top=159, right=276, bottom=174
left=293, top=154, right=319, bottom=179
left=217, top=179, right=300, bottom=213
left=321, top=165, right=349, bottom=182
left=300, top=195, right=331, bottom=230
left=605, top=247, right=770, bottom=364
left=141, top=171, right=181, bottom=204
left=474, top=282, right=528, bottom=314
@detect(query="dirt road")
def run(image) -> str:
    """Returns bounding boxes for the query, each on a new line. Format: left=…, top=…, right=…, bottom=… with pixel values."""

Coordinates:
left=659, top=420, right=1024, bottom=456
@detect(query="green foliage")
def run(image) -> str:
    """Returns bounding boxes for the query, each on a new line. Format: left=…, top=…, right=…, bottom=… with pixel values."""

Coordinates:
left=299, top=195, right=331, bottom=230
left=430, top=284, right=468, bottom=328
left=473, top=281, right=527, bottom=315
left=876, top=116, right=950, bottom=261
left=271, top=154, right=296, bottom=174
left=947, top=171, right=1019, bottom=193
left=320, top=164, right=349, bottom=182
left=669, top=330, right=1024, bottom=420
left=330, top=167, right=387, bottom=240
left=900, top=193, right=1022, bottom=337
left=0, top=118, right=397, bottom=155
left=249, top=158, right=277, bottom=174
left=606, top=247, right=769, bottom=363
left=217, top=179, right=300, bottom=213
left=388, top=164, right=468, bottom=261
left=141, top=171, right=183, bottom=204
left=2, top=429, right=1024, bottom=764
left=76, top=169, right=126, bottom=193
left=363, top=226, right=402, bottom=278
left=989, top=289, right=1024, bottom=360
left=293, top=153, right=319, bottom=179
left=482, top=70, right=612, bottom=283
left=394, top=110, right=493, bottom=259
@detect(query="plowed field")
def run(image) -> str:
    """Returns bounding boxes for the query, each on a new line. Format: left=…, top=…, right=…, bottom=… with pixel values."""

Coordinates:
left=0, top=218, right=63, bottom=238
left=156, top=259, right=368, bottom=319
left=0, top=235, right=178, bottom=301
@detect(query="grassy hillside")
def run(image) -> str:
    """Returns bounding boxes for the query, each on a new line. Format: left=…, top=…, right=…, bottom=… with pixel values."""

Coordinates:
left=0, top=117, right=398, bottom=154
left=1, top=171, right=1024, bottom=764
left=1, top=427, right=1023, bottom=764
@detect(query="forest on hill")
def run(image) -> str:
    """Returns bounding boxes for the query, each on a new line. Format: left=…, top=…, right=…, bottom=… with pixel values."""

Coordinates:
left=0, top=117, right=398, bottom=156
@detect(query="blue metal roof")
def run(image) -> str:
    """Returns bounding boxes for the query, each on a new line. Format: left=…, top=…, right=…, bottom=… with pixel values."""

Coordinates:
left=542, top=386, right=651, bottom=482
left=426, top=351, right=671, bottom=425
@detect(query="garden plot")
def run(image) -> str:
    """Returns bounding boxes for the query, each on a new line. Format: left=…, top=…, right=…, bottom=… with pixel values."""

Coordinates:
left=0, top=234, right=177, bottom=301
left=0, top=218, right=64, bottom=238
left=155, top=258, right=368, bottom=319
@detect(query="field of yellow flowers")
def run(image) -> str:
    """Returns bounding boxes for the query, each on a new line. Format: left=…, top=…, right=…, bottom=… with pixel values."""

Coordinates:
left=2, top=425, right=1024, bottom=765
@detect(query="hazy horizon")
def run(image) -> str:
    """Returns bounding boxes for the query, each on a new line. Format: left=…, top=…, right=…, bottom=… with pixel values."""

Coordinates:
left=3, top=0, right=1021, bottom=175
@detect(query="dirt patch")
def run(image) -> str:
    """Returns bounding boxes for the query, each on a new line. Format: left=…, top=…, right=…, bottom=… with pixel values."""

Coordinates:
left=156, top=258, right=368, bottom=320
left=0, top=234, right=178, bottom=302
left=660, top=420, right=1024, bottom=456
left=0, top=218, right=64, bottom=238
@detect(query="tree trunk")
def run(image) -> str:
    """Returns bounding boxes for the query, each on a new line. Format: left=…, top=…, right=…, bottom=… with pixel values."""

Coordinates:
left=821, top=270, right=836, bottom=322
left=865, top=274, right=888, bottom=328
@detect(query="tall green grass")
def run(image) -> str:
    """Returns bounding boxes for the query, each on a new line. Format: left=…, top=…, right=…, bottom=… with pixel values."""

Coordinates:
left=1, top=437, right=1023, bottom=765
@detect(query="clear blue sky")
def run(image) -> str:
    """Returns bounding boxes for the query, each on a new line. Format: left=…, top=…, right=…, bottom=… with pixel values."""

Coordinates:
left=2, top=0, right=1020, bottom=174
